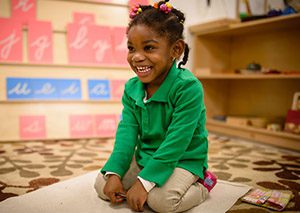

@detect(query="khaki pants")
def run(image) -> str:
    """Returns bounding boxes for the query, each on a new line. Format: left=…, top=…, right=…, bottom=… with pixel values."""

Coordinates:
left=94, top=158, right=208, bottom=213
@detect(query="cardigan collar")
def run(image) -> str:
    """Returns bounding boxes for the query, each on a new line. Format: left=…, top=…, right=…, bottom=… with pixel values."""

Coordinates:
left=128, top=62, right=179, bottom=107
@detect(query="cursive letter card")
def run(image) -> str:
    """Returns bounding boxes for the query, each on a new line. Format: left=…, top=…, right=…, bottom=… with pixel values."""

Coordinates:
left=11, top=0, right=36, bottom=25
left=58, top=79, right=82, bottom=100
left=73, top=12, right=95, bottom=25
left=0, top=18, right=23, bottom=62
left=69, top=115, right=94, bottom=138
left=94, top=114, right=117, bottom=137
left=19, top=115, right=46, bottom=139
left=110, top=79, right=126, bottom=101
left=28, top=21, right=53, bottom=64
left=90, top=25, right=114, bottom=65
left=32, top=78, right=59, bottom=100
left=111, top=27, right=128, bottom=66
left=88, top=79, right=111, bottom=100
left=67, top=23, right=93, bottom=65
left=6, top=77, right=34, bottom=100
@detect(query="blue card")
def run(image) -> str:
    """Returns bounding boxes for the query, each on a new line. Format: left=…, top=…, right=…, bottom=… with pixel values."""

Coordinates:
left=59, top=79, right=82, bottom=100
left=88, top=79, right=111, bottom=100
left=6, top=78, right=34, bottom=100
left=32, top=78, right=60, bottom=100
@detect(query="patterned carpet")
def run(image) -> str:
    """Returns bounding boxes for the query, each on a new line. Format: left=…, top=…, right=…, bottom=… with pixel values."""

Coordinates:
left=0, top=134, right=299, bottom=212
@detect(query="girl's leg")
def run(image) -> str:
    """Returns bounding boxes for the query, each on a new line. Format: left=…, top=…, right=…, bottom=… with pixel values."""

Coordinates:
left=147, top=167, right=208, bottom=213
left=121, top=156, right=141, bottom=191
left=94, top=156, right=141, bottom=200
left=94, top=172, right=109, bottom=200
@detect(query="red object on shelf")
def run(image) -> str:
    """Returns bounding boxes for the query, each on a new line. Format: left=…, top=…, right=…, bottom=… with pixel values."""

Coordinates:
left=284, top=110, right=300, bottom=134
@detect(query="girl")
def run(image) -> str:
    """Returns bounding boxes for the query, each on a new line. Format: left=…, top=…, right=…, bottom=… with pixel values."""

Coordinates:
left=94, top=1, right=210, bottom=212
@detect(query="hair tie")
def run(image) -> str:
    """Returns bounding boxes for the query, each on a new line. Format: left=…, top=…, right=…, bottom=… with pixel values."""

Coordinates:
left=129, top=5, right=142, bottom=19
left=159, top=2, right=172, bottom=14
left=129, top=1, right=174, bottom=19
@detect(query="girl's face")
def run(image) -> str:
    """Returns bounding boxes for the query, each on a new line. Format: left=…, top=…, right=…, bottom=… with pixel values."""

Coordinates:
left=127, top=24, right=174, bottom=88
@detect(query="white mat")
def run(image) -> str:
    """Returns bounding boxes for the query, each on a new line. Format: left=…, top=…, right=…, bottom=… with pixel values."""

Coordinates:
left=0, top=170, right=251, bottom=213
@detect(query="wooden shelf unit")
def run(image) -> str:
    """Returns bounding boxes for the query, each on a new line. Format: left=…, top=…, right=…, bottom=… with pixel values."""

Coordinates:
left=189, top=14, right=300, bottom=36
left=189, top=14, right=300, bottom=151
left=207, top=119, right=300, bottom=151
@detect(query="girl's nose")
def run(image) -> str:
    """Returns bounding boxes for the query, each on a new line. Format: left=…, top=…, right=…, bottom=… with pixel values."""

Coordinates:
left=132, top=52, right=145, bottom=62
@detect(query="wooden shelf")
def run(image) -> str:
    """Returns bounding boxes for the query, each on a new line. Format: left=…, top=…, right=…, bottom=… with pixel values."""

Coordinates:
left=206, top=119, right=300, bottom=151
left=189, top=13, right=300, bottom=36
left=190, top=13, right=300, bottom=151
left=196, top=73, right=300, bottom=79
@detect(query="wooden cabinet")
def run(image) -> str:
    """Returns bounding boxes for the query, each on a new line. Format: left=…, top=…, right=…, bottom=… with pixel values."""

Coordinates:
left=189, top=14, right=300, bottom=151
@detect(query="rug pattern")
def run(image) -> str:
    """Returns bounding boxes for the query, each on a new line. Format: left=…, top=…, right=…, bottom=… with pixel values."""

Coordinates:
left=0, top=135, right=299, bottom=212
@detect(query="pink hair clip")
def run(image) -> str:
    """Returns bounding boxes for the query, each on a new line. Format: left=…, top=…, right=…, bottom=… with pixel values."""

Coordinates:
left=159, top=2, right=172, bottom=14
left=129, top=5, right=142, bottom=19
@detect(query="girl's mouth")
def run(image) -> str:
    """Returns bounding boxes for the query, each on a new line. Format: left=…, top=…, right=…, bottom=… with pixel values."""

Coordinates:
left=135, top=66, right=152, bottom=77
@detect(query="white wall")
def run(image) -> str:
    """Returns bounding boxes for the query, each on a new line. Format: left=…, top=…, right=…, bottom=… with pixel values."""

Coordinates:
left=171, top=0, right=237, bottom=70
left=172, top=0, right=237, bottom=25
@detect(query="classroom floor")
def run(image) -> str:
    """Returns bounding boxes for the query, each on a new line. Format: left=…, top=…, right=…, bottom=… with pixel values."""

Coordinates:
left=0, top=134, right=299, bottom=212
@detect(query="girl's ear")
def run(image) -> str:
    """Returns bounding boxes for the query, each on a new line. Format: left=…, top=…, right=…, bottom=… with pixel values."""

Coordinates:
left=171, top=39, right=185, bottom=60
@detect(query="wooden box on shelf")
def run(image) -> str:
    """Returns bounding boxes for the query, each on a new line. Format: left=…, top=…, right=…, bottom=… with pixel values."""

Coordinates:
left=189, top=14, right=300, bottom=151
left=285, top=109, right=300, bottom=134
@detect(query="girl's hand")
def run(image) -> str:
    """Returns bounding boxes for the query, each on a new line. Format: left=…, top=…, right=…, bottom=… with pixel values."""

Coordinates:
left=103, top=174, right=126, bottom=204
left=126, top=180, right=148, bottom=212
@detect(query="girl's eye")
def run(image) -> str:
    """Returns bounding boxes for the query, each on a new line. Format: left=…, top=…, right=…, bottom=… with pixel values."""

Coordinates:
left=144, top=45, right=154, bottom=51
left=127, top=46, right=134, bottom=52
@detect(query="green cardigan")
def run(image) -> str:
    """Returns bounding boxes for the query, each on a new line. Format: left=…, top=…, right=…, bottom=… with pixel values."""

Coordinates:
left=101, top=63, right=208, bottom=187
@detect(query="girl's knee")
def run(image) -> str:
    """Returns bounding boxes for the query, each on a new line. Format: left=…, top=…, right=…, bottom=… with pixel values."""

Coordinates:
left=147, top=190, right=177, bottom=213
left=195, top=182, right=209, bottom=203
left=147, top=183, right=209, bottom=213
left=94, top=173, right=109, bottom=201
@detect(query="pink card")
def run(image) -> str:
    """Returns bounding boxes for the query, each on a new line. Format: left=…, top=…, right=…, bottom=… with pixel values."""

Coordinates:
left=69, top=115, right=94, bottom=138
left=28, top=21, right=53, bottom=63
left=90, top=25, right=114, bottom=65
left=19, top=115, right=46, bottom=139
left=67, top=23, right=93, bottom=65
left=128, top=0, right=149, bottom=7
left=111, top=27, right=128, bottom=66
left=73, top=12, right=95, bottom=25
left=94, top=114, right=117, bottom=137
left=11, top=0, right=36, bottom=25
left=0, top=18, right=23, bottom=62
left=110, top=79, right=126, bottom=101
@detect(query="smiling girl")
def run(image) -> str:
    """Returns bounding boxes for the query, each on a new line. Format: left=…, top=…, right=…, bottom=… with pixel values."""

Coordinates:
left=94, top=1, right=210, bottom=212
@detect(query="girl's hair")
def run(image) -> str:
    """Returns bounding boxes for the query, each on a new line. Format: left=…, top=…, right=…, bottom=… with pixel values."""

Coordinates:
left=127, top=0, right=189, bottom=69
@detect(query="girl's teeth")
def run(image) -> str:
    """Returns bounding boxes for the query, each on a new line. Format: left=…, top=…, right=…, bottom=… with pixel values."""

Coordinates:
left=136, top=66, right=151, bottom=73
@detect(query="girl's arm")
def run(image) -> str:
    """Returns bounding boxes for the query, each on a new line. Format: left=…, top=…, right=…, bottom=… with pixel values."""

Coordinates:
left=101, top=89, right=139, bottom=178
